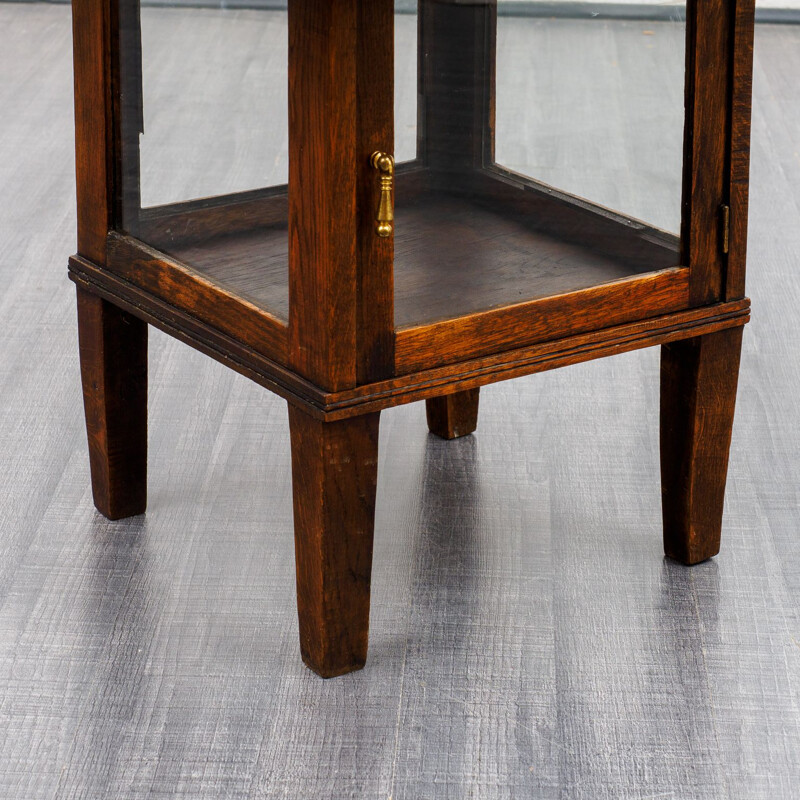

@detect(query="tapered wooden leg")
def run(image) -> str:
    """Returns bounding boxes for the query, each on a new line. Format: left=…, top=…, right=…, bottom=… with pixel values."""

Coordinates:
left=660, top=327, right=743, bottom=565
left=426, top=388, right=480, bottom=440
left=288, top=406, right=380, bottom=678
left=76, top=287, right=147, bottom=520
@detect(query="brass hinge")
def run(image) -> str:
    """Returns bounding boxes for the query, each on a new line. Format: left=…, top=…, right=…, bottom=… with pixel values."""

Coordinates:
left=720, top=204, right=731, bottom=255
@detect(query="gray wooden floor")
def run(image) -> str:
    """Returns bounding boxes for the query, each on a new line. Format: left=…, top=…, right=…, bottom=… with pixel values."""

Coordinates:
left=2, top=5, right=800, bottom=799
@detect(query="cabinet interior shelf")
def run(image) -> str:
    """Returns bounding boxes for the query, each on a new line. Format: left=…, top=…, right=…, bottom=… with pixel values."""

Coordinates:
left=125, top=167, right=680, bottom=335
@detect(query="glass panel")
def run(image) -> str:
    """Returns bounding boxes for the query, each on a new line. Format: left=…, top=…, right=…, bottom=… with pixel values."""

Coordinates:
left=395, top=1, right=419, bottom=163
left=115, top=1, right=290, bottom=323
left=117, top=1, right=417, bottom=327
left=137, top=4, right=288, bottom=208
left=393, top=0, right=686, bottom=330
left=495, top=1, right=686, bottom=234
left=120, top=0, right=419, bottom=212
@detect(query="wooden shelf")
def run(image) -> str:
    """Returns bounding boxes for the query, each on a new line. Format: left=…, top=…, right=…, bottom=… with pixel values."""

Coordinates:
left=133, top=175, right=680, bottom=333
left=392, top=189, right=678, bottom=328
left=167, top=226, right=290, bottom=322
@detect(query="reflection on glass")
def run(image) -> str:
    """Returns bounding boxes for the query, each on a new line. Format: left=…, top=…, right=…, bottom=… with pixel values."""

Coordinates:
left=395, top=2, right=419, bottom=163
left=116, top=1, right=419, bottom=328
left=391, top=0, right=686, bottom=331
left=138, top=5, right=288, bottom=208
left=495, top=2, right=686, bottom=234
left=133, top=1, right=418, bottom=209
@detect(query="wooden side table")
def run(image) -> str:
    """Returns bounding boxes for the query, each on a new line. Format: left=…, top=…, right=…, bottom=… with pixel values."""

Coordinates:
left=69, top=0, right=754, bottom=677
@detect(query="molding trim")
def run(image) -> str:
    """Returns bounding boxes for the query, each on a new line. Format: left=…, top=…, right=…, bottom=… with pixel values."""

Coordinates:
left=69, top=255, right=749, bottom=422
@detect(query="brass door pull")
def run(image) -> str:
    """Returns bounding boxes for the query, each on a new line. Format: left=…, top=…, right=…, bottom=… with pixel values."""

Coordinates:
left=370, top=151, right=394, bottom=238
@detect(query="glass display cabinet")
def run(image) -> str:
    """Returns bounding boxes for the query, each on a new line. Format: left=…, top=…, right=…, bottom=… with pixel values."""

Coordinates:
left=69, top=0, right=755, bottom=677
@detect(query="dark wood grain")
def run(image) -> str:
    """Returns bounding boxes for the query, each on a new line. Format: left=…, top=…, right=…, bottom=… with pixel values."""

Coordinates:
left=70, top=256, right=748, bottom=423
left=71, top=0, right=112, bottom=263
left=138, top=161, right=427, bottom=253
left=106, top=232, right=288, bottom=364
left=660, top=326, right=744, bottom=565
left=462, top=166, right=680, bottom=269
left=426, top=388, right=480, bottom=439
left=76, top=286, right=147, bottom=520
left=161, top=226, right=289, bottom=323
left=288, top=0, right=359, bottom=391
left=288, top=406, right=380, bottom=677
left=683, top=0, right=733, bottom=304
left=123, top=183, right=680, bottom=339
left=726, top=0, right=757, bottom=301
left=139, top=186, right=289, bottom=248
left=356, top=0, right=395, bottom=383
left=323, top=301, right=749, bottom=419
left=392, top=190, right=680, bottom=330
left=13, top=6, right=795, bottom=786
left=70, top=257, right=325, bottom=415
left=396, top=267, right=690, bottom=374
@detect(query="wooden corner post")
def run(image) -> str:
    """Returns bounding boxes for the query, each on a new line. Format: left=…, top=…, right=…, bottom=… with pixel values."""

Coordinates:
left=418, top=0, right=496, bottom=435
left=72, top=0, right=148, bottom=520
left=682, top=0, right=733, bottom=305
left=662, top=2, right=751, bottom=563
left=287, top=0, right=394, bottom=676
left=725, top=0, right=757, bottom=301
left=72, top=0, right=114, bottom=265
left=288, top=0, right=394, bottom=391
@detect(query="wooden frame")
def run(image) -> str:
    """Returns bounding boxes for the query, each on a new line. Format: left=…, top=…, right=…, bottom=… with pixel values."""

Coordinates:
left=70, top=0, right=754, bottom=677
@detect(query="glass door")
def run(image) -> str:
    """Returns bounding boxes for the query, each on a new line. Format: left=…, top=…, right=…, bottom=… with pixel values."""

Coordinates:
left=392, top=0, right=687, bottom=346
left=114, top=0, right=290, bottom=324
